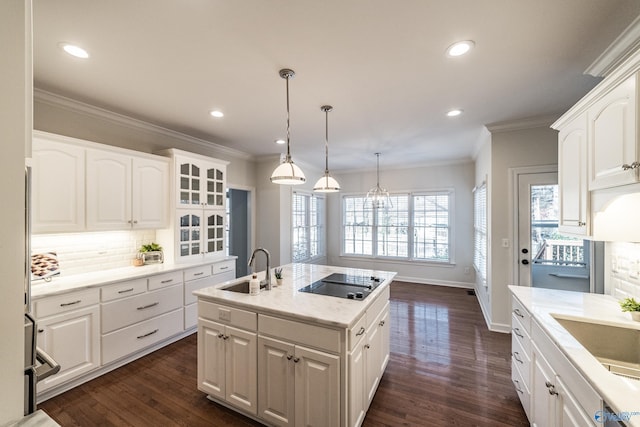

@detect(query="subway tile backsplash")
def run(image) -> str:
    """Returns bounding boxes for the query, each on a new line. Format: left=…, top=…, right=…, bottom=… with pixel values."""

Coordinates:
left=607, top=241, right=640, bottom=300
left=31, top=230, right=157, bottom=276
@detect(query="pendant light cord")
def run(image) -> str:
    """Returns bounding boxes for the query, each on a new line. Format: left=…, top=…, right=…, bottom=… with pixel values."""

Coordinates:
left=285, top=74, right=291, bottom=161
left=324, top=108, right=329, bottom=173
left=376, top=152, right=381, bottom=187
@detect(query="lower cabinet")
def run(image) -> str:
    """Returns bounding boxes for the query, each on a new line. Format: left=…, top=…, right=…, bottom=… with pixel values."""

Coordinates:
left=257, top=336, right=340, bottom=427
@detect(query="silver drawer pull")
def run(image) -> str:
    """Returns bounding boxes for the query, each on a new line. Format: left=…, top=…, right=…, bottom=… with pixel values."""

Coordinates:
left=513, top=379, right=524, bottom=394
left=355, top=326, right=365, bottom=336
left=513, top=328, right=524, bottom=338
left=60, top=300, right=81, bottom=307
left=160, top=279, right=173, bottom=284
left=220, top=266, right=229, bottom=270
left=513, top=308, right=524, bottom=318
left=513, top=351, right=523, bottom=364
left=137, top=302, right=159, bottom=310
left=118, top=288, right=134, bottom=294
left=137, top=329, right=159, bottom=339
left=194, top=272, right=204, bottom=276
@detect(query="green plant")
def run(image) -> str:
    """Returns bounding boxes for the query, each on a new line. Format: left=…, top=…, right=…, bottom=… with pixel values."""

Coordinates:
left=619, top=297, right=640, bottom=312
left=274, top=267, right=283, bottom=280
left=139, top=242, right=163, bottom=253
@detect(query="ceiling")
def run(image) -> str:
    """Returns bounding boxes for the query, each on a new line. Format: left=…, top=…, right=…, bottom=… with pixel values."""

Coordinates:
left=33, top=0, right=640, bottom=171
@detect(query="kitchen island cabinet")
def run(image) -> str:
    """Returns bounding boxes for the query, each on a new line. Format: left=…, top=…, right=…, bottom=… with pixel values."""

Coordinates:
left=194, top=263, right=396, bottom=427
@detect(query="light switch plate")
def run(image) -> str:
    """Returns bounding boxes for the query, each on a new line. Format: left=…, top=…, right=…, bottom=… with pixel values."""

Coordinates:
left=219, top=308, right=231, bottom=321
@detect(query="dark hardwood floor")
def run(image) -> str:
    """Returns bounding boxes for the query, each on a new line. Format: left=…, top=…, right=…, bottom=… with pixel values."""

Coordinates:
left=40, top=282, right=528, bottom=426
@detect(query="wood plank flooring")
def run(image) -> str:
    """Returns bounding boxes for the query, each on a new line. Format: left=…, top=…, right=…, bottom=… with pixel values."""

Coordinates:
left=40, top=282, right=528, bottom=426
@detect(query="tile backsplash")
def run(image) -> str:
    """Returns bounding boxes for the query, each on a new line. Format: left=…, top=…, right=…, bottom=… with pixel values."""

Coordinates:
left=607, top=241, right=640, bottom=300
left=31, top=230, right=157, bottom=276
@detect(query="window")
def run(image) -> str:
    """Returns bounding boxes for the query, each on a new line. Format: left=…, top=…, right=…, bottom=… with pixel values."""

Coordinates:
left=342, top=191, right=453, bottom=262
left=292, top=191, right=325, bottom=262
left=473, top=183, right=487, bottom=287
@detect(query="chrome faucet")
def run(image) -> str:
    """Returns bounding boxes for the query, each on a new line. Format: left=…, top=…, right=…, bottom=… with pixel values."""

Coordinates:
left=248, top=248, right=271, bottom=290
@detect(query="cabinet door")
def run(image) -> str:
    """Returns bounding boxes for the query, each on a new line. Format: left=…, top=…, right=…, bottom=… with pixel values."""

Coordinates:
left=225, top=326, right=258, bottom=415
left=36, top=305, right=100, bottom=392
left=348, top=341, right=366, bottom=427
left=203, top=163, right=225, bottom=208
left=588, top=74, right=638, bottom=190
left=294, top=345, right=340, bottom=427
left=131, top=157, right=168, bottom=229
left=203, top=210, right=225, bottom=259
left=365, top=311, right=383, bottom=404
left=258, top=336, right=295, bottom=426
left=556, top=376, right=593, bottom=427
left=177, top=209, right=204, bottom=261
left=197, top=318, right=226, bottom=400
left=531, top=344, right=557, bottom=427
left=86, top=149, right=132, bottom=230
left=558, top=114, right=589, bottom=236
left=31, top=138, right=85, bottom=233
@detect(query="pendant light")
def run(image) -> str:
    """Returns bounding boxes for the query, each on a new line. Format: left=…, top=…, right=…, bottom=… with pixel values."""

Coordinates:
left=271, top=68, right=306, bottom=185
left=313, top=105, right=341, bottom=193
left=364, top=153, right=392, bottom=209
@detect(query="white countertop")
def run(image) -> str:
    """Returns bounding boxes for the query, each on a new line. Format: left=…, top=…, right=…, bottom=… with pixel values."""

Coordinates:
left=509, top=286, right=640, bottom=426
left=194, top=263, right=396, bottom=329
left=30, top=256, right=237, bottom=299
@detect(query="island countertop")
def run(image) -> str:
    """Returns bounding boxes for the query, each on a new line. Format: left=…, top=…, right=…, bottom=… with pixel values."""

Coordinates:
left=193, top=263, right=397, bottom=329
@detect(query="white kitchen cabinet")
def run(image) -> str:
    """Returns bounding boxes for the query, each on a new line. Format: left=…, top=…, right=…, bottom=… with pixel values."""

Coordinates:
left=257, top=335, right=340, bottom=427
left=532, top=342, right=557, bottom=427
left=511, top=296, right=532, bottom=420
left=365, top=304, right=389, bottom=404
left=184, top=260, right=236, bottom=329
left=557, top=113, right=590, bottom=236
left=86, top=149, right=168, bottom=230
left=34, top=289, right=101, bottom=392
left=198, top=318, right=258, bottom=415
left=175, top=209, right=225, bottom=262
left=588, top=73, right=639, bottom=190
left=31, top=135, right=85, bottom=233
left=174, top=154, right=226, bottom=209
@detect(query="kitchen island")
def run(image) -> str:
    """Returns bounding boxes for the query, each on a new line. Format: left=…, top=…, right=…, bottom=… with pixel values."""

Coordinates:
left=194, top=263, right=396, bottom=427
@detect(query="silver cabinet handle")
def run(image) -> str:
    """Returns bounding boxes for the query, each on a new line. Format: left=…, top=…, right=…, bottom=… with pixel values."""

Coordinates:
left=379, top=320, right=385, bottom=327
left=118, top=288, right=134, bottom=294
left=223, top=335, right=229, bottom=340
left=160, top=279, right=173, bottom=284
left=364, top=344, right=371, bottom=349
left=513, top=351, right=523, bottom=364
left=513, top=328, right=524, bottom=338
left=622, top=161, right=640, bottom=170
left=137, top=302, right=159, bottom=310
left=287, top=355, right=293, bottom=360
left=293, top=357, right=300, bottom=363
left=355, top=326, right=366, bottom=336
left=513, top=379, right=524, bottom=394
left=137, top=329, right=159, bottom=339
left=220, top=266, right=229, bottom=270
left=60, top=300, right=81, bottom=307
left=194, top=272, right=204, bottom=276
left=217, top=333, right=224, bottom=339
left=513, top=308, right=524, bottom=318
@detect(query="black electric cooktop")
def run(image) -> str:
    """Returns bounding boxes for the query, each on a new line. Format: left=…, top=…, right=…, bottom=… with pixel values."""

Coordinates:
left=298, top=273, right=382, bottom=300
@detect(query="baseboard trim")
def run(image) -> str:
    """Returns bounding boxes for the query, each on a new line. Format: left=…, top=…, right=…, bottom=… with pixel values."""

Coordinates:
left=394, top=275, right=474, bottom=289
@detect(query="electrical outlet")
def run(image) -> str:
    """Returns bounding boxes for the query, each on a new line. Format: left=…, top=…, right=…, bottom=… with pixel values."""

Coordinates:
left=219, top=308, right=231, bottom=322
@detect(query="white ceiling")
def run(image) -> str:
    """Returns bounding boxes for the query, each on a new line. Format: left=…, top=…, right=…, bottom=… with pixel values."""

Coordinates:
left=33, top=0, right=640, bottom=171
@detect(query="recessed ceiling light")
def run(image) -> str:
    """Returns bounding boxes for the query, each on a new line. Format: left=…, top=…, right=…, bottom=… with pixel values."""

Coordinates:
left=447, top=109, right=463, bottom=117
left=275, top=139, right=286, bottom=145
left=59, top=43, right=89, bottom=59
left=446, top=40, right=474, bottom=57
left=209, top=110, right=224, bottom=118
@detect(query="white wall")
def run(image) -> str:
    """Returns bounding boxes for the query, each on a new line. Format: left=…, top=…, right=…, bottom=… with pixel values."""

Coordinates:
left=326, top=161, right=476, bottom=287
left=0, top=0, right=31, bottom=422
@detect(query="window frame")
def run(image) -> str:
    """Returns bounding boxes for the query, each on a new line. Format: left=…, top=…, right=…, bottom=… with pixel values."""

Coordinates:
left=473, top=182, right=487, bottom=287
left=291, top=190, right=326, bottom=263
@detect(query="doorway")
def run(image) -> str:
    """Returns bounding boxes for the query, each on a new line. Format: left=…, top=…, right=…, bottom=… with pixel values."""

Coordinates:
left=516, top=171, right=590, bottom=292
left=227, top=187, right=253, bottom=278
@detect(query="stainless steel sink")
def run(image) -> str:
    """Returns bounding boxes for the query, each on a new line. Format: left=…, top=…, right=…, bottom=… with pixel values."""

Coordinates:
left=554, top=316, right=640, bottom=380
left=221, top=281, right=251, bottom=293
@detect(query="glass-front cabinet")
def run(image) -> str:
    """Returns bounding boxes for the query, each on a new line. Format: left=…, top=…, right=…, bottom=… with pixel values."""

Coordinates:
left=178, top=210, right=225, bottom=259
left=178, top=159, right=225, bottom=208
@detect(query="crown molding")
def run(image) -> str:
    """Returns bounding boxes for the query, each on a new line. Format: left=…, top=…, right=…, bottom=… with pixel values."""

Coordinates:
left=335, top=157, right=474, bottom=175
left=34, top=88, right=254, bottom=161
left=585, top=15, right=640, bottom=77
left=485, top=114, right=559, bottom=133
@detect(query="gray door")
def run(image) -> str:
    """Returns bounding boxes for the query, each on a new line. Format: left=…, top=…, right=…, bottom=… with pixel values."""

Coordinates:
left=227, top=188, right=251, bottom=277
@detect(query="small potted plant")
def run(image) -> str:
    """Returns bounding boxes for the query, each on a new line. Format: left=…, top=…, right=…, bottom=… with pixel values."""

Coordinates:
left=619, top=297, right=640, bottom=321
left=274, top=267, right=283, bottom=287
left=138, top=242, right=164, bottom=265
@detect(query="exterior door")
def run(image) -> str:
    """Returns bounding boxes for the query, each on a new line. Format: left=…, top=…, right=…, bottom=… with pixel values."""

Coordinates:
left=517, top=172, right=589, bottom=291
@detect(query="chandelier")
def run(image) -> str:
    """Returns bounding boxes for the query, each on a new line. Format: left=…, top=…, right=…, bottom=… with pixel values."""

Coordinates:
left=364, top=153, right=392, bottom=209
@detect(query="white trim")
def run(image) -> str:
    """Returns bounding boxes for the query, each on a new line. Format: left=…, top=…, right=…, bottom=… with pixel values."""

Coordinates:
left=34, top=89, right=254, bottom=161
left=585, top=15, right=640, bottom=77
left=394, top=276, right=473, bottom=289
left=486, top=114, right=559, bottom=133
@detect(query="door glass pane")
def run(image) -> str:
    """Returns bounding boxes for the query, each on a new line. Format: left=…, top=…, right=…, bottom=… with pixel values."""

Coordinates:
left=180, top=163, right=189, bottom=175
left=192, top=165, right=199, bottom=176
left=180, top=244, right=189, bottom=256
left=180, top=230, right=189, bottom=242
left=180, top=177, right=189, bottom=190
left=192, top=215, right=200, bottom=227
left=192, top=229, right=200, bottom=241
left=180, top=215, right=189, bottom=227
left=192, top=179, right=199, bottom=191
left=216, top=170, right=223, bottom=180
left=191, top=243, right=200, bottom=255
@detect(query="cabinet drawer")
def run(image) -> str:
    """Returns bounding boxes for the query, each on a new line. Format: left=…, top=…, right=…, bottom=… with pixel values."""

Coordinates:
left=259, top=314, right=340, bottom=353
left=198, top=300, right=257, bottom=331
left=101, top=278, right=147, bottom=302
left=511, top=296, right=531, bottom=335
left=512, top=314, right=531, bottom=355
left=148, top=271, right=183, bottom=291
left=348, top=314, right=367, bottom=352
left=34, top=288, right=100, bottom=318
left=366, top=286, right=390, bottom=329
left=512, top=358, right=531, bottom=420
left=212, top=260, right=235, bottom=275
left=102, top=308, right=184, bottom=365
left=184, top=303, right=197, bottom=330
left=184, top=265, right=212, bottom=281
left=102, top=284, right=183, bottom=333
left=185, top=276, right=216, bottom=306
left=511, top=330, right=531, bottom=388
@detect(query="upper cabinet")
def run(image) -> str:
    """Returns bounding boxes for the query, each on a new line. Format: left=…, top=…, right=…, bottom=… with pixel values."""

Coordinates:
left=176, top=156, right=225, bottom=209
left=32, top=136, right=85, bottom=233
left=588, top=74, right=639, bottom=190
left=31, top=131, right=169, bottom=233
left=558, top=113, right=589, bottom=236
